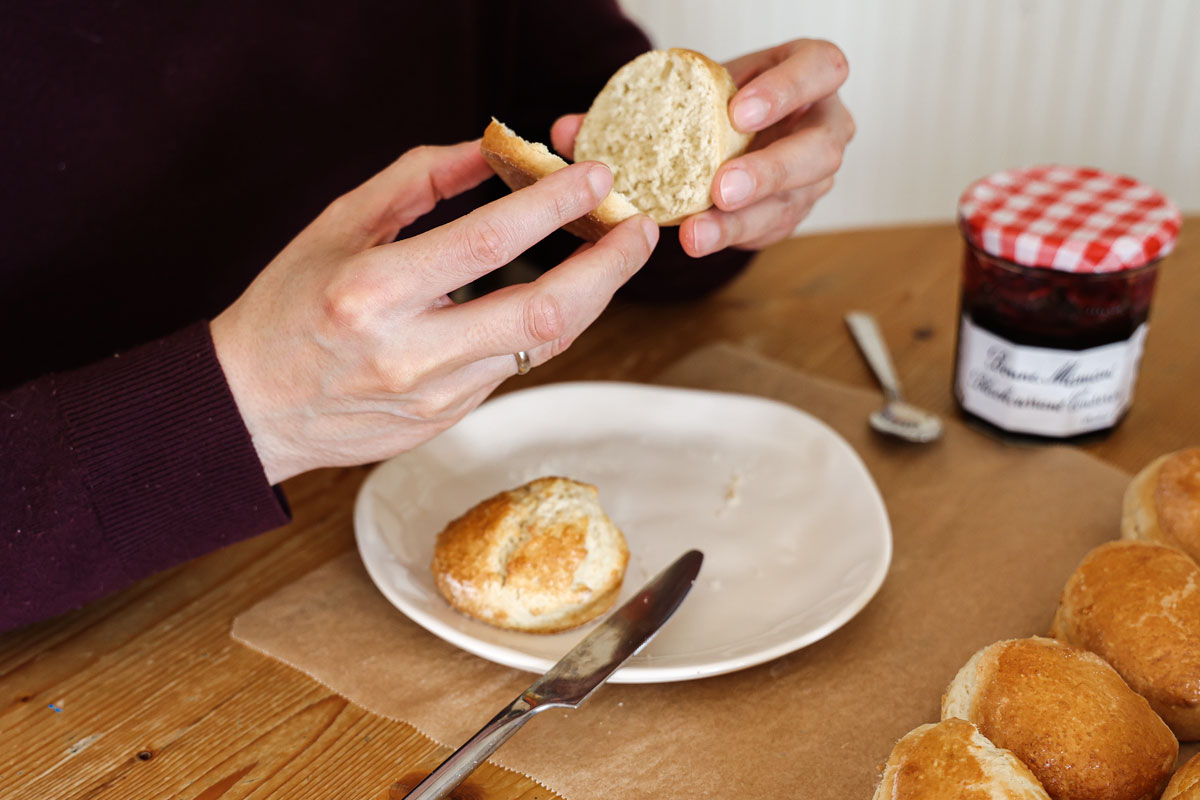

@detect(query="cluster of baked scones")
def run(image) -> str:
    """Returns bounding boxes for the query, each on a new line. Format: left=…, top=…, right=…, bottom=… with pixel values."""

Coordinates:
left=875, top=448, right=1200, bottom=800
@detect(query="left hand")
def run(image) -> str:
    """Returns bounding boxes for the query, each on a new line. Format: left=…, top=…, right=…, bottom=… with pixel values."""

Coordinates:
left=552, top=38, right=855, bottom=257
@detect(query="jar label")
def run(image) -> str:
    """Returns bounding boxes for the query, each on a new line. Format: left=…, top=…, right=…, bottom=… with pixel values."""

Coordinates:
left=956, top=316, right=1147, bottom=436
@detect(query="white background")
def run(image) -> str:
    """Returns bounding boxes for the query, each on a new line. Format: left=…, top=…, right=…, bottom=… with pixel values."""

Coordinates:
left=619, top=0, right=1200, bottom=232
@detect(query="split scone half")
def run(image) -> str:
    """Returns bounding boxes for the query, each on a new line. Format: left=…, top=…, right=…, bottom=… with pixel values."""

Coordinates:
left=480, top=48, right=753, bottom=239
left=431, top=477, right=629, bottom=633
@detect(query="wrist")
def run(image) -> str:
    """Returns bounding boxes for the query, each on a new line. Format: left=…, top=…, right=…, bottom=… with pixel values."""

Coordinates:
left=210, top=312, right=298, bottom=485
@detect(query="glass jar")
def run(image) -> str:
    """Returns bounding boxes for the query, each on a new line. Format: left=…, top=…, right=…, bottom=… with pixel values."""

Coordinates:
left=953, top=166, right=1180, bottom=440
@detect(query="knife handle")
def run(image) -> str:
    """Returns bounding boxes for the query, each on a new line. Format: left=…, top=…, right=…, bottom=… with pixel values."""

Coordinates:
left=402, top=694, right=556, bottom=800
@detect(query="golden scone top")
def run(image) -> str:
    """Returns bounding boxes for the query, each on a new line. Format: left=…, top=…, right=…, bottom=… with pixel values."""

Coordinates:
left=431, top=477, right=629, bottom=634
left=944, top=637, right=1177, bottom=800
left=1051, top=540, right=1200, bottom=739
left=874, top=718, right=1051, bottom=800
left=1155, top=448, right=1200, bottom=546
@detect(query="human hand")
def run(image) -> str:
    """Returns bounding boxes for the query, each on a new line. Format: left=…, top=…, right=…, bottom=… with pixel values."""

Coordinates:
left=551, top=39, right=854, bottom=256
left=211, top=141, right=658, bottom=484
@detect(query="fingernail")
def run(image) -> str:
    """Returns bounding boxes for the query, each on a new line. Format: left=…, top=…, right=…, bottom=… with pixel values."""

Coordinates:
left=586, top=164, right=611, bottom=199
left=719, top=168, right=755, bottom=207
left=692, top=217, right=720, bottom=254
left=733, top=96, right=770, bottom=130
left=639, top=216, right=659, bottom=246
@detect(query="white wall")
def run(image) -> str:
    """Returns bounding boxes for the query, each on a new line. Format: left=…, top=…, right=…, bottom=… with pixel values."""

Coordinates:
left=619, top=0, right=1200, bottom=232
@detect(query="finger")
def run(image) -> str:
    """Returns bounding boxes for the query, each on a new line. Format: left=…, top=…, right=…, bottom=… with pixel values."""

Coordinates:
left=550, top=114, right=586, bottom=161
left=682, top=179, right=832, bottom=257
left=728, top=39, right=849, bottom=133
left=368, top=160, right=614, bottom=301
left=713, top=96, right=852, bottom=212
left=382, top=332, right=563, bottom=433
left=723, top=40, right=793, bottom=88
left=320, top=140, right=495, bottom=252
left=421, top=215, right=658, bottom=371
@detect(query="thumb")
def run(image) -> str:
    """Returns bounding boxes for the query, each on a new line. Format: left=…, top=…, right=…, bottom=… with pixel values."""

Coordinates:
left=325, top=139, right=494, bottom=251
left=550, top=114, right=586, bottom=162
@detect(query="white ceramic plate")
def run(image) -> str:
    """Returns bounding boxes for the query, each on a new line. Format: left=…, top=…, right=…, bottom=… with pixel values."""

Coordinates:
left=354, top=382, right=891, bottom=683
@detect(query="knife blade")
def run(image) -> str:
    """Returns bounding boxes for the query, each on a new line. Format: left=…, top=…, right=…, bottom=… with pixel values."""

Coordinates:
left=402, top=549, right=703, bottom=800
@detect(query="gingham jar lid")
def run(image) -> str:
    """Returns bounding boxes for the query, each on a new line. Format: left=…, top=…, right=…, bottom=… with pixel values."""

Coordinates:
left=957, top=166, right=1181, bottom=273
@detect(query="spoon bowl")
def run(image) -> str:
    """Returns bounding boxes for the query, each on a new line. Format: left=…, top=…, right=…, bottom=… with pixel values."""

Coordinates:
left=870, top=400, right=944, bottom=443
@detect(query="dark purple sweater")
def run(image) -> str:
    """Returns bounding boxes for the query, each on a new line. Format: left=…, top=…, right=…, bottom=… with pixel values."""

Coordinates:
left=0, top=1, right=752, bottom=632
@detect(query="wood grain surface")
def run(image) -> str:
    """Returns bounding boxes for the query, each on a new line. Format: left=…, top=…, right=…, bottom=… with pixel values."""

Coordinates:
left=2, top=219, right=1196, bottom=799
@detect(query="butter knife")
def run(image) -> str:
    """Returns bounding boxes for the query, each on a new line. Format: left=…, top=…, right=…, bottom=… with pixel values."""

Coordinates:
left=402, top=549, right=703, bottom=800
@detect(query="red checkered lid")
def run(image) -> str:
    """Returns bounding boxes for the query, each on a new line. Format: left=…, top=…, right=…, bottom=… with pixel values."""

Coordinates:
left=958, top=166, right=1181, bottom=273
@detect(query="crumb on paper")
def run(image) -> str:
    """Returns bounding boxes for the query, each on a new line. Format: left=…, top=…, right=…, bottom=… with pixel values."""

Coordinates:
left=715, top=471, right=744, bottom=518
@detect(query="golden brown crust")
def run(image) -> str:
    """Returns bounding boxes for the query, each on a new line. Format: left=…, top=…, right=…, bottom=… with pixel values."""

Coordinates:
left=873, top=718, right=1051, bottom=800
left=1050, top=541, right=1200, bottom=740
left=952, top=637, right=1177, bottom=800
left=1163, top=752, right=1200, bottom=800
left=431, top=476, right=629, bottom=634
left=1158, top=449, right=1200, bottom=557
left=1122, top=449, right=1200, bottom=564
left=479, top=119, right=640, bottom=241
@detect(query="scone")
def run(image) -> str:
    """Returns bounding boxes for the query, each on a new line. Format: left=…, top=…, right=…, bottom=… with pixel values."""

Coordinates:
left=1050, top=540, right=1200, bottom=739
left=480, top=119, right=641, bottom=241
left=942, top=636, right=1177, bottom=800
left=872, top=717, right=1051, bottom=800
left=480, top=48, right=753, bottom=240
left=1122, top=448, right=1200, bottom=564
left=1163, top=751, right=1200, bottom=800
left=574, top=48, right=754, bottom=225
left=431, top=477, right=629, bottom=633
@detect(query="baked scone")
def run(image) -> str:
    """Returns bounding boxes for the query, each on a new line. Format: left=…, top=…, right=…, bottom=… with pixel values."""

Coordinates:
left=479, top=49, right=753, bottom=239
left=575, top=48, right=754, bottom=225
left=431, top=477, right=629, bottom=633
left=480, top=119, right=641, bottom=241
left=942, top=636, right=1177, bottom=800
left=1162, top=751, right=1200, bottom=800
left=872, top=717, right=1051, bottom=800
left=1122, top=448, right=1200, bottom=564
left=1050, top=540, right=1200, bottom=740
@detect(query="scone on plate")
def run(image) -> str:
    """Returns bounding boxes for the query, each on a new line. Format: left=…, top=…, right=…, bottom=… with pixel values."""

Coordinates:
left=431, top=477, right=629, bottom=634
left=1050, top=540, right=1200, bottom=740
left=1122, top=447, right=1200, bottom=564
left=873, top=717, right=1050, bottom=800
left=942, top=636, right=1177, bottom=800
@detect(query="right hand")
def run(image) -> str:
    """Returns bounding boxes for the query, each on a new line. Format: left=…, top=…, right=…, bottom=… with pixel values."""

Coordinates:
left=211, top=140, right=658, bottom=485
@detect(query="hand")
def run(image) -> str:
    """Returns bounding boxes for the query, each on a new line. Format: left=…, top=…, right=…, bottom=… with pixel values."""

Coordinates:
left=211, top=141, right=658, bottom=484
left=551, top=39, right=854, bottom=256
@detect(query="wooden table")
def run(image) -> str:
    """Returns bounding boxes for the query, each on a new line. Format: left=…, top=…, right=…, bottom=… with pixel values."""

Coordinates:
left=3, top=219, right=1197, bottom=799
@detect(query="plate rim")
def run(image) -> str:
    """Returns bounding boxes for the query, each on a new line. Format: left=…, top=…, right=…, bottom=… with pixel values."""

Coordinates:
left=354, top=380, right=892, bottom=683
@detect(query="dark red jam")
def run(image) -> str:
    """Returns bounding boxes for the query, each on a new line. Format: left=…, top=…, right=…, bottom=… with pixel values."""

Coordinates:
left=958, top=243, right=1160, bottom=351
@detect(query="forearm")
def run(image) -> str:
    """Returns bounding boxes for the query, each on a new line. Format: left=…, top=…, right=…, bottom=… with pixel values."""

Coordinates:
left=0, top=323, right=289, bottom=632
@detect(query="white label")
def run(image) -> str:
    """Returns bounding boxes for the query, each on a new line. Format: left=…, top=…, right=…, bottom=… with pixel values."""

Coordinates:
left=956, top=315, right=1147, bottom=436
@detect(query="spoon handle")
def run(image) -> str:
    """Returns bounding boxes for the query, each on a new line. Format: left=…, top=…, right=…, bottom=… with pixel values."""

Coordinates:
left=845, top=311, right=903, bottom=402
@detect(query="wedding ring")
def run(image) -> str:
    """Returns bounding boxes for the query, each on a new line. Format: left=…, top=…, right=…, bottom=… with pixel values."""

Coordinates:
left=514, top=350, right=532, bottom=375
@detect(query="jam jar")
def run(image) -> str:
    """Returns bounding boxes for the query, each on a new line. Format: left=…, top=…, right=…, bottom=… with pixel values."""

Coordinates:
left=953, top=166, right=1181, bottom=440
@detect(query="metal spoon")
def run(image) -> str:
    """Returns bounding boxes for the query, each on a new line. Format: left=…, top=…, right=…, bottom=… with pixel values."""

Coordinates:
left=845, top=311, right=943, bottom=443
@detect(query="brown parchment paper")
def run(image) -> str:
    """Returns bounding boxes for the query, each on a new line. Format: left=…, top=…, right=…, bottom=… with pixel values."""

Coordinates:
left=233, top=343, right=1188, bottom=799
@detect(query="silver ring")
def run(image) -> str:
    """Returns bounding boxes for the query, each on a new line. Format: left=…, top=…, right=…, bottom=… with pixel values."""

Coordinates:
left=514, top=350, right=532, bottom=375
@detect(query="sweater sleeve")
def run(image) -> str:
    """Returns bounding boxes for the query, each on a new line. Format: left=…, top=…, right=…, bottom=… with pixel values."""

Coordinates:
left=0, top=322, right=290, bottom=632
left=479, top=0, right=755, bottom=299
